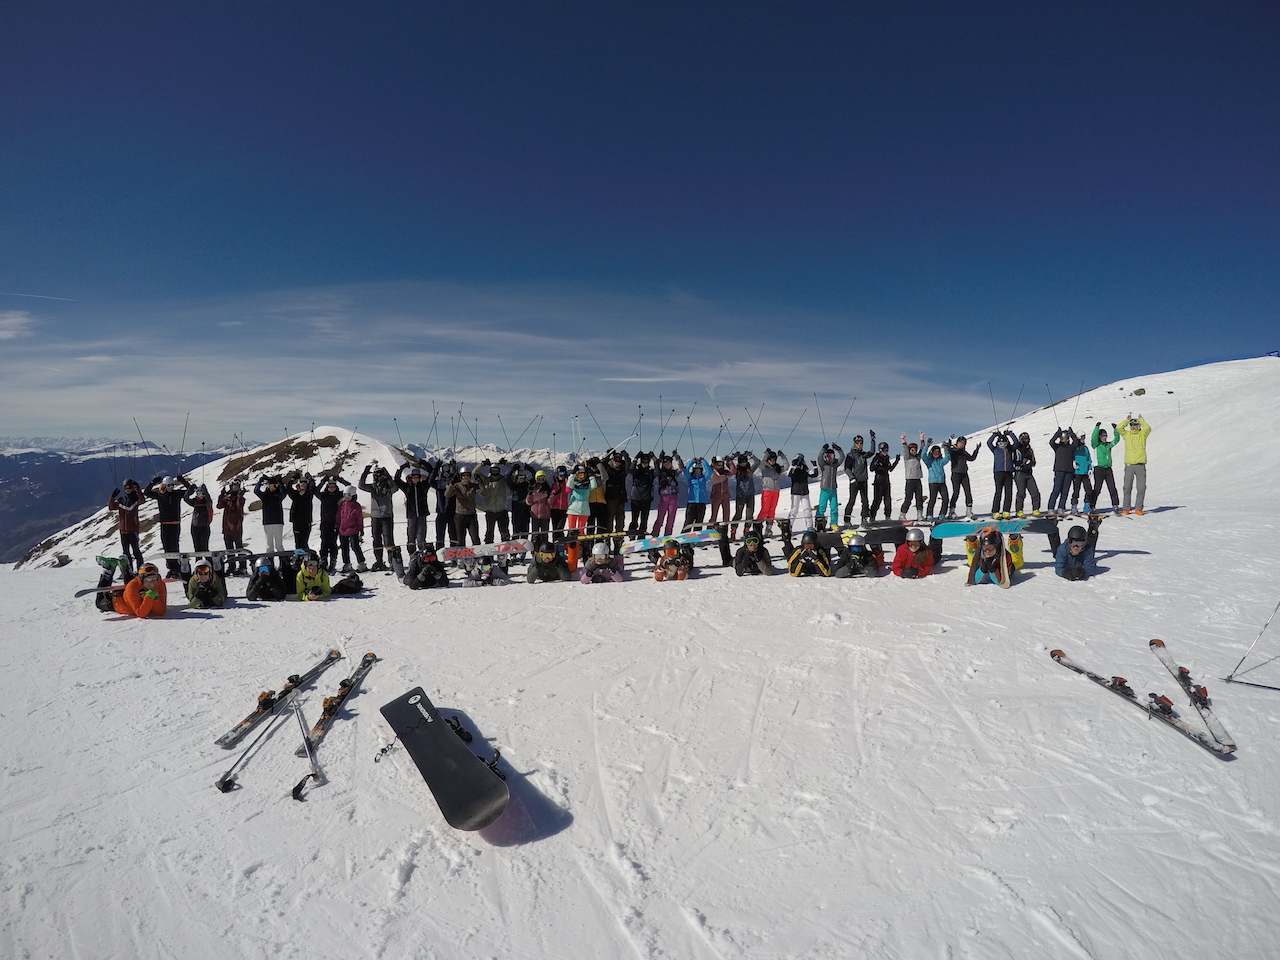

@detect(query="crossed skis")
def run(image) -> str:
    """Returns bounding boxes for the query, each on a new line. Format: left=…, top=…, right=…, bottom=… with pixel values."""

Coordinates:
left=1051, top=638, right=1236, bottom=755
left=214, top=651, right=378, bottom=796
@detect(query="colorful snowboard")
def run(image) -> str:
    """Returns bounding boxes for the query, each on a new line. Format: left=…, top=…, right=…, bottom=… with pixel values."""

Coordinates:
left=620, top=528, right=723, bottom=555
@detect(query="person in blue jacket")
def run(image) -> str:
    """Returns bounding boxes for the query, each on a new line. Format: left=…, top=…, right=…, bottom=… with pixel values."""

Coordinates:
left=1070, top=436, right=1093, bottom=513
left=922, top=442, right=950, bottom=520
left=986, top=431, right=1018, bottom=517
left=1055, top=521, right=1100, bottom=581
left=681, top=456, right=712, bottom=531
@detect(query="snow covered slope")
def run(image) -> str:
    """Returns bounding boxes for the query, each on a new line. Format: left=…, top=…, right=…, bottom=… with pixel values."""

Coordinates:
left=2, top=358, right=1280, bottom=960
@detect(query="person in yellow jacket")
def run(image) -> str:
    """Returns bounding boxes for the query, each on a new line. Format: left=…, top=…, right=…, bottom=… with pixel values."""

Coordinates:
left=1117, top=413, right=1152, bottom=515
left=297, top=554, right=332, bottom=601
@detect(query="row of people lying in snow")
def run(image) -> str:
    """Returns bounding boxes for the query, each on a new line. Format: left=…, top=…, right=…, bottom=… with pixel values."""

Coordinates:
left=103, top=416, right=1151, bottom=579
left=90, top=516, right=1102, bottom=617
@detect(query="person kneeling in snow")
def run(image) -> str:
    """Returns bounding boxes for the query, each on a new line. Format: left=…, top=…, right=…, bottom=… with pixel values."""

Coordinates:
left=892, top=527, right=935, bottom=579
left=580, top=542, right=625, bottom=583
left=94, top=560, right=168, bottom=618
left=1055, top=521, right=1100, bottom=581
left=461, top=556, right=513, bottom=587
left=965, top=528, right=1024, bottom=588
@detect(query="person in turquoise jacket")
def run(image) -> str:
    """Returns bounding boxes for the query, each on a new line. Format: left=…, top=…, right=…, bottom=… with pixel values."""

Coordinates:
left=1070, top=437, right=1093, bottom=512
left=1117, top=413, right=1152, bottom=514
left=682, top=457, right=712, bottom=530
left=923, top=443, right=950, bottom=519
left=1090, top=423, right=1121, bottom=511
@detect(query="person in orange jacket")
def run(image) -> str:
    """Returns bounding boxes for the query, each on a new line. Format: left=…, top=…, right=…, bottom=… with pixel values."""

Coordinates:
left=93, top=561, right=168, bottom=617
left=892, top=527, right=935, bottom=579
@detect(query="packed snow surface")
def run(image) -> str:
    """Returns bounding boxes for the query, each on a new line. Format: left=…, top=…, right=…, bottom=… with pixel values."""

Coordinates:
left=3, top=357, right=1280, bottom=959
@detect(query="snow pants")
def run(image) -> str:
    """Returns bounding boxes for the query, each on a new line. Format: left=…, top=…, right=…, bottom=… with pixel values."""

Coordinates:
left=758, top=489, right=780, bottom=520
left=789, top=493, right=813, bottom=531
left=709, top=489, right=731, bottom=525
left=1047, top=471, right=1071, bottom=512
left=1014, top=473, right=1041, bottom=512
left=927, top=482, right=949, bottom=518
left=991, top=472, right=1013, bottom=515
left=844, top=481, right=869, bottom=522
left=869, top=479, right=892, bottom=520
left=1123, top=464, right=1147, bottom=511
left=949, top=474, right=973, bottom=513
left=629, top=499, right=651, bottom=535
left=900, top=480, right=923, bottom=515
left=651, top=494, right=678, bottom=537
left=816, top=488, right=838, bottom=525
left=1093, top=466, right=1119, bottom=508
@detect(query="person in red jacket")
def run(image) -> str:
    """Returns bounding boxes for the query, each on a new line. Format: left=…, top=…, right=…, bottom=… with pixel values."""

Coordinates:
left=216, top=480, right=247, bottom=574
left=107, top=479, right=146, bottom=570
left=892, top=527, right=935, bottom=579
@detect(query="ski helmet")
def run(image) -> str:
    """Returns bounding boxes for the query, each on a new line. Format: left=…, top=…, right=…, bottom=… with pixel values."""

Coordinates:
left=344, top=485, right=357, bottom=497
left=1067, top=525, right=1088, bottom=543
left=161, top=476, right=176, bottom=487
left=138, top=563, right=160, bottom=577
left=801, top=530, right=819, bottom=547
left=847, top=534, right=866, bottom=549
left=744, top=531, right=761, bottom=547
left=663, top=538, right=679, bottom=556
left=905, top=527, right=926, bottom=543
left=193, top=558, right=213, bottom=574
left=879, top=442, right=889, bottom=452
left=1019, top=432, right=1030, bottom=443
left=981, top=530, right=1001, bottom=548
left=853, top=435, right=864, bottom=444
left=592, top=542, right=609, bottom=559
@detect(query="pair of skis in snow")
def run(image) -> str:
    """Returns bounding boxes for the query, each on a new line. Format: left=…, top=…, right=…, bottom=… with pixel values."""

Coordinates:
left=214, top=651, right=378, bottom=796
left=1050, top=639, right=1236, bottom=755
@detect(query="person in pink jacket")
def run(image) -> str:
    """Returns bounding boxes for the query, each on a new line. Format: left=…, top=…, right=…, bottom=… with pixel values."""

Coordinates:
left=336, top=486, right=368, bottom=573
left=548, top=466, right=570, bottom=535
left=527, top=470, right=553, bottom=537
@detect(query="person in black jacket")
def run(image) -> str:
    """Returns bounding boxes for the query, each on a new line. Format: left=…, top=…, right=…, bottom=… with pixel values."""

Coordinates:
left=432, top=460, right=459, bottom=547
left=868, top=441, right=900, bottom=522
left=315, top=475, right=350, bottom=573
left=597, top=450, right=631, bottom=548
left=527, top=539, right=572, bottom=583
left=396, top=464, right=433, bottom=556
left=842, top=435, right=873, bottom=525
left=508, top=462, right=533, bottom=541
left=245, top=556, right=289, bottom=601
left=1013, top=432, right=1042, bottom=515
left=145, top=474, right=191, bottom=574
left=627, top=453, right=656, bottom=536
left=286, top=474, right=317, bottom=550
left=254, top=475, right=288, bottom=554
left=945, top=436, right=980, bottom=519
left=734, top=529, right=773, bottom=576
left=1047, top=427, right=1079, bottom=513
left=402, top=549, right=449, bottom=589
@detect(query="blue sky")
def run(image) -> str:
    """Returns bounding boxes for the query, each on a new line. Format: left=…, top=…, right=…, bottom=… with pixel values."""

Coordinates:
left=2, top=1, right=1277, bottom=454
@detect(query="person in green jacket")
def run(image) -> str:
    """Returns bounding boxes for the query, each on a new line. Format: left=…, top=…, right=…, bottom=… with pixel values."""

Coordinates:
left=186, top=557, right=228, bottom=609
left=1090, top=422, right=1122, bottom=511
left=1117, top=413, right=1152, bottom=515
left=297, top=554, right=332, bottom=600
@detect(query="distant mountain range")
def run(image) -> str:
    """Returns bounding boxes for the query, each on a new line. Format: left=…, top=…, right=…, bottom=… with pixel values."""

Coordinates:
left=0, top=438, right=252, bottom=563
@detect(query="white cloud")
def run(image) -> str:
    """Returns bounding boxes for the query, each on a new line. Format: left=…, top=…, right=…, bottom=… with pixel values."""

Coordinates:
left=0, top=281, right=1001, bottom=449
left=0, top=311, right=35, bottom=340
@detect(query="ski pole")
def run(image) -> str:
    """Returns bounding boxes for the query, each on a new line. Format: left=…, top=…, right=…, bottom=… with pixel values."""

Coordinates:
left=510, top=413, right=538, bottom=450
left=215, top=689, right=300, bottom=793
left=782, top=408, right=807, bottom=449
left=988, top=382, right=1000, bottom=425
left=1069, top=379, right=1085, bottom=430
left=177, top=412, right=189, bottom=475
left=133, top=418, right=158, bottom=478
left=291, top=699, right=326, bottom=800
left=1045, top=384, right=1061, bottom=428
left=1010, top=383, right=1025, bottom=421
left=529, top=416, right=542, bottom=453
left=814, top=393, right=827, bottom=443
left=1224, top=596, right=1280, bottom=682
left=835, top=397, right=856, bottom=440
left=585, top=403, right=612, bottom=449
left=497, top=414, right=512, bottom=451
left=393, top=418, right=405, bottom=447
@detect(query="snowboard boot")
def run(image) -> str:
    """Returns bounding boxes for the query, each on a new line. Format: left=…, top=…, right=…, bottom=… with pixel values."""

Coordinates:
left=96, top=555, right=120, bottom=572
